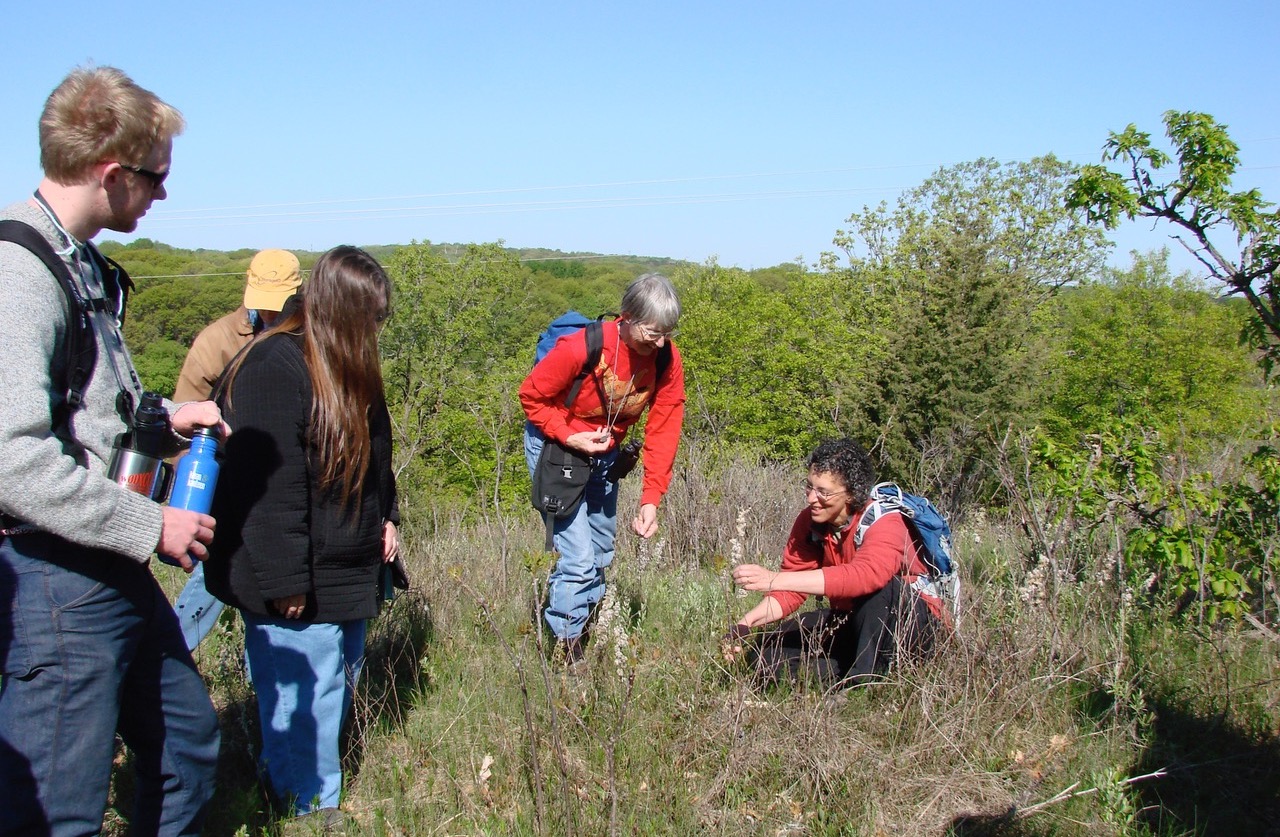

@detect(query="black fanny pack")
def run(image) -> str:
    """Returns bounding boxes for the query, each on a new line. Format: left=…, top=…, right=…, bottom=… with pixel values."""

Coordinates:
left=532, top=439, right=592, bottom=521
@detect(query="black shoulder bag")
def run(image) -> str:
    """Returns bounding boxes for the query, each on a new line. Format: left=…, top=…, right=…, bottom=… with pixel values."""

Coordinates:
left=532, top=440, right=592, bottom=553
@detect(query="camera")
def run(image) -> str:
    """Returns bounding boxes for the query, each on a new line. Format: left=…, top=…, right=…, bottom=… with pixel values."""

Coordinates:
left=608, top=438, right=643, bottom=482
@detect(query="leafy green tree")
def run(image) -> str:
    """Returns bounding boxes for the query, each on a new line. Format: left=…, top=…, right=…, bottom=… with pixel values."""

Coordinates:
left=675, top=261, right=890, bottom=461
left=1042, top=249, right=1265, bottom=448
left=131, top=338, right=189, bottom=396
left=832, top=156, right=1110, bottom=505
left=124, top=276, right=244, bottom=348
left=1029, top=416, right=1274, bottom=623
left=1067, top=111, right=1280, bottom=370
left=380, top=241, right=537, bottom=512
left=835, top=155, right=1109, bottom=293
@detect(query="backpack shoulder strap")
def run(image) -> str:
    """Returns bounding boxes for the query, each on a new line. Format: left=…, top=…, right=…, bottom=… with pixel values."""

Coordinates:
left=0, top=220, right=97, bottom=421
left=0, top=219, right=77, bottom=298
left=563, top=318, right=605, bottom=409
left=854, top=483, right=910, bottom=546
left=853, top=498, right=894, bottom=548
left=85, top=245, right=133, bottom=324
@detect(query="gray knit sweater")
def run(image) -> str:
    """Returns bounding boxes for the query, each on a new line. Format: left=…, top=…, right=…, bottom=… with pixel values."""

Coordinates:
left=0, top=200, right=163, bottom=562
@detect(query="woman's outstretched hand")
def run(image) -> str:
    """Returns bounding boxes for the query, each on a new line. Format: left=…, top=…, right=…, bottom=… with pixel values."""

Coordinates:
left=732, top=563, right=778, bottom=592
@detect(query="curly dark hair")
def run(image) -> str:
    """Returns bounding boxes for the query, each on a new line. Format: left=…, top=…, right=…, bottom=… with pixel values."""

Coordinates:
left=807, top=438, right=876, bottom=509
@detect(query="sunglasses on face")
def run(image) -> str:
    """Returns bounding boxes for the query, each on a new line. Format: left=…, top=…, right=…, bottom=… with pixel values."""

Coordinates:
left=119, top=163, right=169, bottom=189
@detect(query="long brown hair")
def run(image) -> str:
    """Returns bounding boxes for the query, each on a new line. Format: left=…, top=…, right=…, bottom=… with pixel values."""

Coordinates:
left=223, top=245, right=391, bottom=507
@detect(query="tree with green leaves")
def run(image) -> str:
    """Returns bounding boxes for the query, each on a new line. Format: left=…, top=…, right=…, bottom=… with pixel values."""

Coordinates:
left=832, top=156, right=1110, bottom=506
left=1042, top=249, right=1264, bottom=449
left=379, top=241, right=536, bottom=512
left=675, top=261, right=890, bottom=461
left=130, top=338, right=189, bottom=397
left=1067, top=111, right=1280, bottom=370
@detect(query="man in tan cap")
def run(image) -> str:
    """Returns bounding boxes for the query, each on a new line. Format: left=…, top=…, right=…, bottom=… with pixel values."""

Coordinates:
left=172, top=248, right=302, bottom=402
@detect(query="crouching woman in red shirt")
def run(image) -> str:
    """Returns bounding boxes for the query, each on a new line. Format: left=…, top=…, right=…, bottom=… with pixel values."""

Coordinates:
left=726, top=438, right=942, bottom=688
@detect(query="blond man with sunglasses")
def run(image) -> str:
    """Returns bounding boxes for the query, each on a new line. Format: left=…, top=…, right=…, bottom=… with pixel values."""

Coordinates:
left=0, top=67, right=223, bottom=835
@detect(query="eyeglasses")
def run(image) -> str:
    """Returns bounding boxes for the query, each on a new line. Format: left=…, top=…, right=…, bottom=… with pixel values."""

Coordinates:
left=802, top=480, right=847, bottom=501
left=119, top=163, right=169, bottom=189
left=632, top=322, right=676, bottom=342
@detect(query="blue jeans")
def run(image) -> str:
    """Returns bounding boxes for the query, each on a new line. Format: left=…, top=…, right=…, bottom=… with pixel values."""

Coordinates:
left=241, top=612, right=367, bottom=814
left=524, top=423, right=619, bottom=641
left=173, top=564, right=226, bottom=651
left=0, top=532, right=219, bottom=836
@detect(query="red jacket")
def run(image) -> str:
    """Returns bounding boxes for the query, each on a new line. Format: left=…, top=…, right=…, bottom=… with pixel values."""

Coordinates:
left=520, top=319, right=685, bottom=508
left=770, top=504, right=944, bottom=620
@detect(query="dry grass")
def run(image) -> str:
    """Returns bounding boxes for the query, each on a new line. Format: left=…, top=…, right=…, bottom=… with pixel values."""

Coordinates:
left=123, top=451, right=1280, bottom=836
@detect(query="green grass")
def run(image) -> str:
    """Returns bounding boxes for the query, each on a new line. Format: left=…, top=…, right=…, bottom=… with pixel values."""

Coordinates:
left=124, top=461, right=1280, bottom=836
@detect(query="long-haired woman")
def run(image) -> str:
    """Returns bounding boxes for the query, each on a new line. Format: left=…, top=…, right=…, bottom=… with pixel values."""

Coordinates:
left=205, top=245, right=399, bottom=817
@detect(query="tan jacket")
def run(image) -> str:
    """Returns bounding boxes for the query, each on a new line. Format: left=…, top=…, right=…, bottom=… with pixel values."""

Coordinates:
left=173, top=306, right=256, bottom=402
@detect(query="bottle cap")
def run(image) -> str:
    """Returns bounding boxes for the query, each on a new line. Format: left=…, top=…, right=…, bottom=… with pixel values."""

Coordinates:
left=193, top=426, right=223, bottom=442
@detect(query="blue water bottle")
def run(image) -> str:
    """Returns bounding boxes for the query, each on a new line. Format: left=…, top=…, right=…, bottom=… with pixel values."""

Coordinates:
left=162, top=427, right=222, bottom=566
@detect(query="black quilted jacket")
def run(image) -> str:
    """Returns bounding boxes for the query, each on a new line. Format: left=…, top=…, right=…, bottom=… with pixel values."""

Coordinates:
left=204, top=332, right=398, bottom=622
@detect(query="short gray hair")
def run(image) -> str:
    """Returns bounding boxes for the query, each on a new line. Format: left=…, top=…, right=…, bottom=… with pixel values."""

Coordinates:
left=620, top=273, right=680, bottom=332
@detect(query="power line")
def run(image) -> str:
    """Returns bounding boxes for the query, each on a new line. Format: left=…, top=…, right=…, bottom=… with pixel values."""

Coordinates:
left=149, top=163, right=936, bottom=216
left=141, top=152, right=1280, bottom=232
left=144, top=185, right=908, bottom=231
left=146, top=137, right=1280, bottom=219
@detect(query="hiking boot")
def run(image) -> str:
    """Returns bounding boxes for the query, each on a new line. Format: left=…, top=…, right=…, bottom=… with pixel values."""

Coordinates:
left=564, top=636, right=585, bottom=664
left=283, top=807, right=348, bottom=835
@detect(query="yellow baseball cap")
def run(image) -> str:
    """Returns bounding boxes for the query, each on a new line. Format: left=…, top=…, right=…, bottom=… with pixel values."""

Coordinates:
left=243, top=249, right=302, bottom=312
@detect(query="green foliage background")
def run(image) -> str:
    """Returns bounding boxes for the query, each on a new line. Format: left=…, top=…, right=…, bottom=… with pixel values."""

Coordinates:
left=113, top=163, right=1269, bottom=521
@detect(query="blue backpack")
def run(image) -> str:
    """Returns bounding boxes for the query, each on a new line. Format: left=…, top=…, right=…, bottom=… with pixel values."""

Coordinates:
left=534, top=311, right=673, bottom=407
left=853, top=482, right=961, bottom=621
left=535, top=312, right=607, bottom=408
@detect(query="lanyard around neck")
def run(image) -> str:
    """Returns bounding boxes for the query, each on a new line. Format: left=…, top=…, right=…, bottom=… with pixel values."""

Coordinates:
left=32, top=190, right=142, bottom=424
left=32, top=190, right=81, bottom=255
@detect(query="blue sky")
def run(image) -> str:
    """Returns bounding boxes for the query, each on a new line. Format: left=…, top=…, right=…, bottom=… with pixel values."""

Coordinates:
left=2, top=1, right=1277, bottom=274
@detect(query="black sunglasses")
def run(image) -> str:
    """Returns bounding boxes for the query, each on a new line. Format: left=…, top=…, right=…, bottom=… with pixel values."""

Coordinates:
left=119, top=163, right=169, bottom=188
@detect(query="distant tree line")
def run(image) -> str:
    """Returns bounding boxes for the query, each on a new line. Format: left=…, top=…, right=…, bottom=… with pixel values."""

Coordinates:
left=113, top=156, right=1267, bottom=523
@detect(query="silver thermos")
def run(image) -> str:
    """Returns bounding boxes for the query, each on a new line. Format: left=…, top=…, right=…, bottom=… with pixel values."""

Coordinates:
left=107, top=391, right=172, bottom=501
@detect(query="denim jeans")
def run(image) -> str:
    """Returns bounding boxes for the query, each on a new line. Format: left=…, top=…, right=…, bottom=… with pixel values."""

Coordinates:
left=524, top=422, right=619, bottom=641
left=173, top=564, right=226, bottom=650
left=0, top=532, right=220, bottom=836
left=241, top=612, right=367, bottom=814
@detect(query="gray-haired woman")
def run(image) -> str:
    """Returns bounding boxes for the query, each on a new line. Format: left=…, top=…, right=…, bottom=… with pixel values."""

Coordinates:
left=519, top=273, right=687, bottom=663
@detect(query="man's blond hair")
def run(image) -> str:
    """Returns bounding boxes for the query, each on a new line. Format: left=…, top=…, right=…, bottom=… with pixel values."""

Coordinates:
left=39, top=66, right=185, bottom=184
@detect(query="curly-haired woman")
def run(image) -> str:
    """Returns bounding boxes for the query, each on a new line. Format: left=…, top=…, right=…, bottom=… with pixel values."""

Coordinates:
left=726, top=438, right=941, bottom=687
